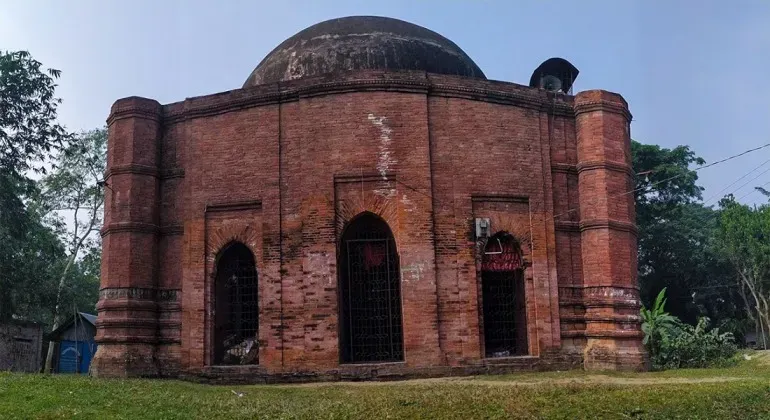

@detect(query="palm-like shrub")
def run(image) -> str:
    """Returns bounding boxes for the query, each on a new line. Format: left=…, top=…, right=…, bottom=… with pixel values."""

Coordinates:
left=641, top=288, right=737, bottom=369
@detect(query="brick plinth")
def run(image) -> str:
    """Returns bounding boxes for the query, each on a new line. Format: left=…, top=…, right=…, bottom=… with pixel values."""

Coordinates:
left=93, top=71, right=646, bottom=381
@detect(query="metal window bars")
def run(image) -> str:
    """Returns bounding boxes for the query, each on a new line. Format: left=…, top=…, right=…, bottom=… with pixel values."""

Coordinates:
left=214, top=243, right=259, bottom=365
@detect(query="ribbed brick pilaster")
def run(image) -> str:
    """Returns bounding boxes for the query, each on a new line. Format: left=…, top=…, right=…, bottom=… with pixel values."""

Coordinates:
left=574, top=90, right=647, bottom=371
left=91, top=97, right=162, bottom=377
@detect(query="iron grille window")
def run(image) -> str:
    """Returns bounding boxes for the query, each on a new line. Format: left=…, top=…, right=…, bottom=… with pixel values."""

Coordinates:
left=481, top=234, right=528, bottom=357
left=214, top=242, right=259, bottom=365
left=339, top=214, right=403, bottom=363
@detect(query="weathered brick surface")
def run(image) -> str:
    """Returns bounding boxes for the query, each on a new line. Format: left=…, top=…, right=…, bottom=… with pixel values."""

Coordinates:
left=94, top=70, right=646, bottom=381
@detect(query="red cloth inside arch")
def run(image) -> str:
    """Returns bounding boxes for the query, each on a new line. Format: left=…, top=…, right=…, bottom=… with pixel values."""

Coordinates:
left=482, top=238, right=523, bottom=272
left=363, top=242, right=386, bottom=269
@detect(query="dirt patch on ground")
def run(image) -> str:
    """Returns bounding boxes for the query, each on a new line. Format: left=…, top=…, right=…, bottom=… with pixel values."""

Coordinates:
left=752, top=350, right=770, bottom=365
left=461, top=375, right=745, bottom=386
left=287, top=374, right=746, bottom=388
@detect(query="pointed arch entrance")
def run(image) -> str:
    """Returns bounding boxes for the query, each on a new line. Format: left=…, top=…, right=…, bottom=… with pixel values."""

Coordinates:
left=338, top=213, right=403, bottom=363
left=480, top=232, right=528, bottom=357
left=213, top=242, right=259, bottom=365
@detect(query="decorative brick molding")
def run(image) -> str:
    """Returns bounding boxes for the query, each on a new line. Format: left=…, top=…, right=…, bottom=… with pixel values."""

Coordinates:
left=99, top=287, right=180, bottom=302
left=162, top=72, right=575, bottom=125
left=551, top=163, right=578, bottom=175
left=161, top=167, right=185, bottom=179
left=582, top=286, right=641, bottom=309
left=334, top=174, right=399, bottom=237
left=558, top=286, right=641, bottom=310
left=554, top=221, right=580, bottom=233
left=100, top=222, right=158, bottom=237
left=206, top=223, right=261, bottom=262
left=575, top=160, right=634, bottom=177
left=159, top=224, right=184, bottom=236
left=107, top=97, right=162, bottom=125
left=559, top=314, right=642, bottom=324
left=104, top=163, right=159, bottom=179
left=205, top=200, right=262, bottom=213
left=573, top=99, right=632, bottom=122
left=579, top=219, right=638, bottom=235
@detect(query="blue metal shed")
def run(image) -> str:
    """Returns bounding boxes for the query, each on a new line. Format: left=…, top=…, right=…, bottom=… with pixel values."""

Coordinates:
left=48, top=312, right=97, bottom=374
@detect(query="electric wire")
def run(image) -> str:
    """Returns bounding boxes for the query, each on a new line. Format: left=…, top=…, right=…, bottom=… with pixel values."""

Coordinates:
left=736, top=179, right=770, bottom=202
left=703, top=158, right=770, bottom=205
left=714, top=166, right=770, bottom=203
left=337, top=141, right=770, bottom=218
left=550, top=141, right=770, bottom=221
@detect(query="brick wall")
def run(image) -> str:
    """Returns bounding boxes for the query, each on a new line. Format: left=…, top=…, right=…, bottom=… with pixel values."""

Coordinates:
left=93, top=70, right=646, bottom=380
left=0, top=321, right=43, bottom=373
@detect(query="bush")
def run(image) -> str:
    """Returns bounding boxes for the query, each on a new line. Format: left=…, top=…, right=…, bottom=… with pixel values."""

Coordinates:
left=652, top=317, right=738, bottom=370
left=641, top=288, right=738, bottom=370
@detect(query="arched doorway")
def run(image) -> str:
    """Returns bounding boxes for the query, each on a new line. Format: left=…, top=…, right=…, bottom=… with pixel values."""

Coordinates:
left=481, top=233, right=528, bottom=357
left=339, top=213, right=403, bottom=363
left=213, top=242, right=259, bottom=365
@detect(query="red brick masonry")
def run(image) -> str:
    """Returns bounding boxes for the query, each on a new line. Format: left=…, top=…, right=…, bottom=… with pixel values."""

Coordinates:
left=91, top=70, right=647, bottom=382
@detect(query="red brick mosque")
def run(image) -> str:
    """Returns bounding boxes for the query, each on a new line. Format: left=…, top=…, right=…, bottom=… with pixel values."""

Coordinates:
left=92, top=15, right=646, bottom=381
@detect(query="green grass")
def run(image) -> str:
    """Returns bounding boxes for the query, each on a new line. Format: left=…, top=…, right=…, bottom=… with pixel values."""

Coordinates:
left=2, top=353, right=770, bottom=419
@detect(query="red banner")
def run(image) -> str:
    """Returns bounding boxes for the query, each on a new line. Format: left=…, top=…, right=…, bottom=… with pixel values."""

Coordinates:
left=481, top=238, right=523, bottom=272
left=363, top=242, right=386, bottom=269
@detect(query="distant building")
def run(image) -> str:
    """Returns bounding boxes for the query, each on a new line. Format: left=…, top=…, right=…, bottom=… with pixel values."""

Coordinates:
left=0, top=320, right=43, bottom=373
left=48, top=312, right=97, bottom=374
left=94, top=15, right=645, bottom=381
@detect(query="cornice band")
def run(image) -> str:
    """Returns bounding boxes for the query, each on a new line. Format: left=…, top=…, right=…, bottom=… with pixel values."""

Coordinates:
left=574, top=100, right=633, bottom=122
left=162, top=78, right=576, bottom=124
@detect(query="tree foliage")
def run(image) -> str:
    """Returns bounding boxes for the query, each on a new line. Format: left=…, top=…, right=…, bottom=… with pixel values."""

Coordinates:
left=39, top=128, right=106, bottom=372
left=1, top=50, right=70, bottom=322
left=0, top=51, right=100, bottom=327
left=716, top=198, right=770, bottom=348
left=632, top=140, right=745, bottom=337
left=0, top=50, right=69, bottom=175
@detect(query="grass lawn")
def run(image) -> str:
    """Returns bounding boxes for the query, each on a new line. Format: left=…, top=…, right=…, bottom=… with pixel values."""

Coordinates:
left=2, top=352, right=770, bottom=419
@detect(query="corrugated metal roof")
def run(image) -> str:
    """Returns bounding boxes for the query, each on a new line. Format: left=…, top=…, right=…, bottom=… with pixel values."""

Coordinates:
left=79, top=312, right=97, bottom=326
left=47, top=312, right=97, bottom=340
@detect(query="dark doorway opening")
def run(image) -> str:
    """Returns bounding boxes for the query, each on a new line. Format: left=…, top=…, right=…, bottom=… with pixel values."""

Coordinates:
left=214, top=242, right=259, bottom=365
left=339, top=213, right=403, bottom=363
left=481, top=233, right=528, bottom=357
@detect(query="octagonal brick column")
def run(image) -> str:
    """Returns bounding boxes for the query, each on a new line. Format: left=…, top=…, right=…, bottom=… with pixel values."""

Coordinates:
left=91, top=97, right=162, bottom=377
left=574, top=90, right=648, bottom=371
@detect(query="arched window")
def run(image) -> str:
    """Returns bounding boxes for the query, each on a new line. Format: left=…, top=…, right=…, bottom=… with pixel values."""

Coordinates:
left=214, top=242, right=258, bottom=365
left=339, top=213, right=403, bottom=363
left=481, top=232, right=528, bottom=357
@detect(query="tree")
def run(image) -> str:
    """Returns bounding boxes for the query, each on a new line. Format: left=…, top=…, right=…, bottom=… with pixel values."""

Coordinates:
left=0, top=50, right=70, bottom=322
left=0, top=181, right=65, bottom=320
left=0, top=50, right=69, bottom=175
left=716, top=197, right=770, bottom=349
left=38, top=128, right=106, bottom=372
left=633, top=140, right=705, bottom=316
left=632, top=141, right=745, bottom=334
left=640, top=287, right=678, bottom=359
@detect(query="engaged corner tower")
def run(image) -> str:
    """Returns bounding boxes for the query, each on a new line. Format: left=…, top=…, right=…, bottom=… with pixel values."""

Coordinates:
left=574, top=90, right=647, bottom=370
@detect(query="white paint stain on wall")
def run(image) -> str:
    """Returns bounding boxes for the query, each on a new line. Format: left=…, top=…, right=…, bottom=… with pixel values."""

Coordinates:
left=401, top=193, right=414, bottom=212
left=368, top=113, right=397, bottom=199
left=401, top=262, right=425, bottom=283
left=303, top=252, right=333, bottom=285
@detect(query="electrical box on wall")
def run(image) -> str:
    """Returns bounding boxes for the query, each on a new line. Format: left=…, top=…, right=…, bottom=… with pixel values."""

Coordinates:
left=475, top=218, right=491, bottom=239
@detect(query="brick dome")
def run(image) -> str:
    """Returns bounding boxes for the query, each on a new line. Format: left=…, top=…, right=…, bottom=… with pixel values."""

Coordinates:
left=243, top=16, right=486, bottom=87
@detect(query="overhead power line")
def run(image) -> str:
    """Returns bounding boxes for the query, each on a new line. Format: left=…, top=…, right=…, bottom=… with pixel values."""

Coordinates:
left=551, top=141, right=770, bottom=221
left=723, top=167, right=770, bottom=202
left=737, top=179, right=770, bottom=202
left=703, top=158, right=770, bottom=205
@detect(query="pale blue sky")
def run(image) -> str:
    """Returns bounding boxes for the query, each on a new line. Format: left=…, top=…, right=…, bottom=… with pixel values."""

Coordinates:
left=2, top=1, right=769, bottom=204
